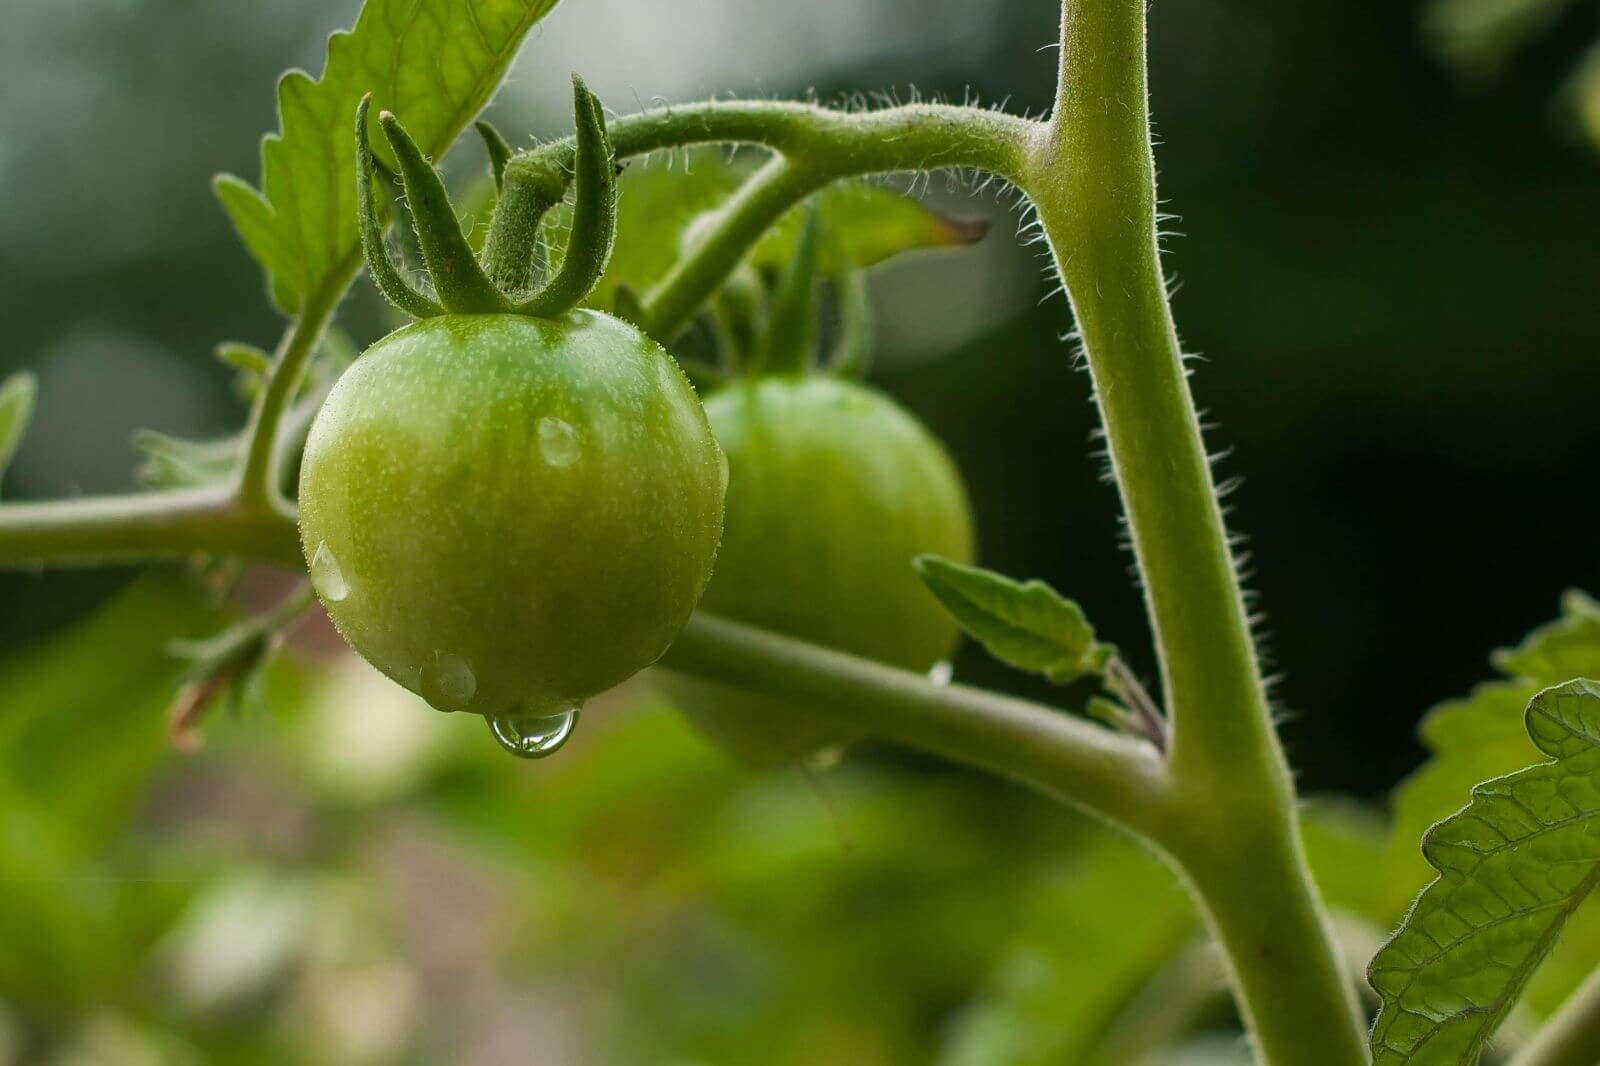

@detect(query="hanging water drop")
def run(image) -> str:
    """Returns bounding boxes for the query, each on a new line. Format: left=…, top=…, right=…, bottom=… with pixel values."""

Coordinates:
left=309, top=541, right=350, bottom=602
left=419, top=650, right=477, bottom=711
left=927, top=660, right=953, bottom=686
left=536, top=417, right=582, bottom=468
left=487, top=702, right=581, bottom=759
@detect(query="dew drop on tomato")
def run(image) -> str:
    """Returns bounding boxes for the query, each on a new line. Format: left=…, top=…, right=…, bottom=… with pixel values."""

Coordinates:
left=536, top=416, right=582, bottom=468
left=310, top=541, right=350, bottom=602
left=419, top=650, right=477, bottom=711
left=487, top=703, right=581, bottom=759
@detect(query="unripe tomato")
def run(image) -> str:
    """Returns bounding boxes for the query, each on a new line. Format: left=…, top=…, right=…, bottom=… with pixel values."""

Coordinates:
left=662, top=375, right=974, bottom=763
left=298, top=312, right=725, bottom=726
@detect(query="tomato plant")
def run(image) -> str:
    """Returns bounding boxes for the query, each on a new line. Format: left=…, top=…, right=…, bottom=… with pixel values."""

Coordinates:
left=3, top=0, right=1599, bottom=1063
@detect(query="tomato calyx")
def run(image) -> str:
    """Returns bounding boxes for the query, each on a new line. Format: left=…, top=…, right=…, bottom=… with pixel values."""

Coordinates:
left=355, top=74, right=617, bottom=321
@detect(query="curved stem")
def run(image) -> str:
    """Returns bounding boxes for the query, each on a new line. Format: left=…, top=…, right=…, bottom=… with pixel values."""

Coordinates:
left=1026, top=0, right=1365, bottom=1061
left=1512, top=967, right=1600, bottom=1066
left=0, top=488, right=301, bottom=569
left=236, top=286, right=342, bottom=513
left=661, top=611, right=1174, bottom=838
left=498, top=100, right=1036, bottom=340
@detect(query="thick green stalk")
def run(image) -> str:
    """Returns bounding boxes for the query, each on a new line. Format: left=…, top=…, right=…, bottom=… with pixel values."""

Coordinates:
left=1028, top=0, right=1366, bottom=1061
left=662, top=612, right=1174, bottom=838
left=0, top=488, right=301, bottom=569
left=1512, top=968, right=1600, bottom=1066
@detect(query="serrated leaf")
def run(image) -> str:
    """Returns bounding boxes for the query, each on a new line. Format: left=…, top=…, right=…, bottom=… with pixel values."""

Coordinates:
left=914, top=556, right=1113, bottom=684
left=1493, top=590, right=1600, bottom=684
left=0, top=370, right=37, bottom=493
left=216, top=0, right=560, bottom=314
left=1369, top=679, right=1600, bottom=1064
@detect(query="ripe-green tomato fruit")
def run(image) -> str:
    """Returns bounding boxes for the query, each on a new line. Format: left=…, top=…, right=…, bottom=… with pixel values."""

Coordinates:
left=298, top=312, right=725, bottom=721
left=662, top=375, right=974, bottom=763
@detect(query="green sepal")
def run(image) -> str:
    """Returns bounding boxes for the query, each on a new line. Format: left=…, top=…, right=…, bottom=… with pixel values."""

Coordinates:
left=755, top=204, right=820, bottom=374
left=913, top=556, right=1115, bottom=685
left=1369, top=678, right=1600, bottom=1064
left=475, top=119, right=514, bottom=191
left=378, top=107, right=510, bottom=313
left=515, top=76, right=618, bottom=317
left=355, top=95, right=445, bottom=319
left=827, top=265, right=874, bottom=378
left=0, top=370, right=39, bottom=496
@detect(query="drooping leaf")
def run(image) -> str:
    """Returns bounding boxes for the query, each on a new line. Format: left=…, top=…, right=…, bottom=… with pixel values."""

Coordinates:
left=752, top=180, right=988, bottom=274
left=913, top=556, right=1114, bottom=684
left=0, top=370, right=37, bottom=494
left=1369, top=679, right=1600, bottom=1064
left=215, top=0, right=560, bottom=313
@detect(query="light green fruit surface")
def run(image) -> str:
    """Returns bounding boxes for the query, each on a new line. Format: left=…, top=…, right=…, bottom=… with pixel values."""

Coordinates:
left=664, top=375, right=974, bottom=763
left=298, top=311, right=725, bottom=718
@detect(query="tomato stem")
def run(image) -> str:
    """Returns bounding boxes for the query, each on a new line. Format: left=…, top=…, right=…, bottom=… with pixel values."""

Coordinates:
left=1027, top=0, right=1367, bottom=1059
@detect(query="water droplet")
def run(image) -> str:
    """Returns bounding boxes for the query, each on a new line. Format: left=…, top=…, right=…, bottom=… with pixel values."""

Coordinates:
left=716, top=448, right=730, bottom=495
left=927, top=660, right=954, bottom=686
left=487, top=703, right=581, bottom=759
left=537, top=417, right=582, bottom=468
left=419, top=650, right=476, bottom=711
left=309, top=541, right=349, bottom=602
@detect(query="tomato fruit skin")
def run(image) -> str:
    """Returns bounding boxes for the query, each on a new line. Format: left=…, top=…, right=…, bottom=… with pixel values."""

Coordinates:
left=663, top=375, right=974, bottom=763
left=298, top=311, right=724, bottom=718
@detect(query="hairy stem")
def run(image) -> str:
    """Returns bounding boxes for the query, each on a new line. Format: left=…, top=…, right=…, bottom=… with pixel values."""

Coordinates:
left=237, top=279, right=344, bottom=513
left=496, top=100, right=1035, bottom=340
left=662, top=611, right=1175, bottom=837
left=1512, top=967, right=1600, bottom=1066
left=1026, top=0, right=1366, bottom=1060
left=0, top=488, right=301, bottom=569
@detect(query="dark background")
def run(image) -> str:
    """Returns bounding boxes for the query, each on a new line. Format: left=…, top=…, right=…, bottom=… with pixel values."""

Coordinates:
left=3, top=0, right=1597, bottom=801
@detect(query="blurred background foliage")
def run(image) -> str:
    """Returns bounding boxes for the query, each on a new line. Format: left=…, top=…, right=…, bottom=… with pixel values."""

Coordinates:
left=1, top=0, right=1598, bottom=1061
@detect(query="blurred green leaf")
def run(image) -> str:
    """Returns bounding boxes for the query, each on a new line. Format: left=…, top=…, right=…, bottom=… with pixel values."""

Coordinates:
left=566, top=153, right=985, bottom=312
left=914, top=555, right=1114, bottom=683
left=134, top=429, right=242, bottom=491
left=1369, top=679, right=1600, bottom=1065
left=937, top=834, right=1195, bottom=1066
left=1423, top=0, right=1574, bottom=76
left=0, top=370, right=37, bottom=494
left=1493, top=589, right=1600, bottom=683
left=752, top=180, right=987, bottom=274
left=215, top=0, right=560, bottom=313
left=0, top=576, right=216, bottom=1006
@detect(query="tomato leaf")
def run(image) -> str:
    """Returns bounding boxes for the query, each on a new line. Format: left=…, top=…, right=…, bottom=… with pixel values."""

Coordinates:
left=1383, top=592, right=1600, bottom=1024
left=913, top=556, right=1114, bottom=684
left=0, top=370, right=37, bottom=495
left=1369, top=679, right=1600, bottom=1064
left=215, top=0, right=560, bottom=314
left=753, top=180, right=988, bottom=274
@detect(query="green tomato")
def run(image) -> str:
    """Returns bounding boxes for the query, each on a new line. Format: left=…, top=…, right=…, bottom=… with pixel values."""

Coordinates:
left=662, top=375, right=974, bottom=764
left=298, top=311, right=725, bottom=727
